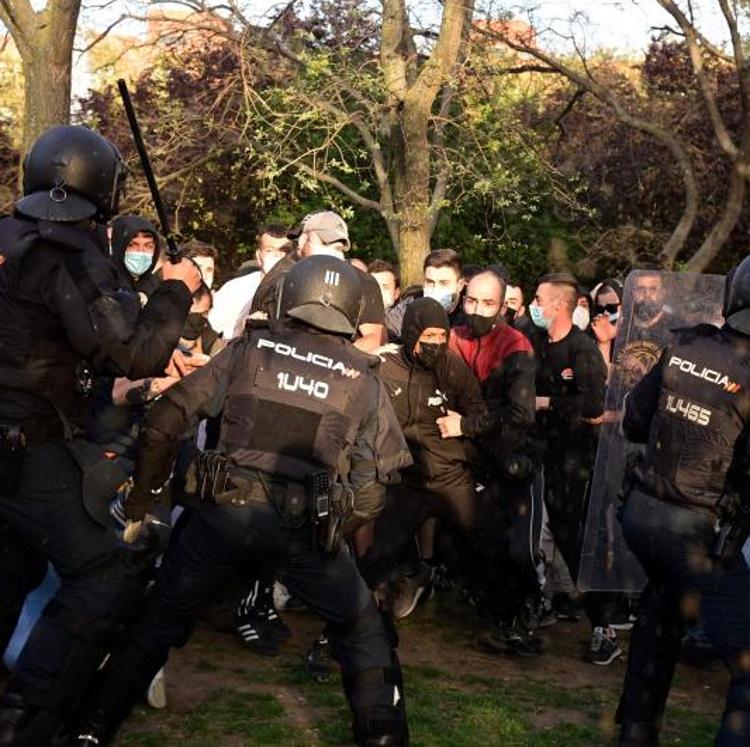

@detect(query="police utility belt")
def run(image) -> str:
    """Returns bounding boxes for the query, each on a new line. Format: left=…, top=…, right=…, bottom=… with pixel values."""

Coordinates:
left=193, top=450, right=354, bottom=556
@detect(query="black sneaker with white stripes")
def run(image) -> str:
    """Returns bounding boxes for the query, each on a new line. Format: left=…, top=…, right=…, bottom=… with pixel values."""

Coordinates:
left=234, top=580, right=290, bottom=656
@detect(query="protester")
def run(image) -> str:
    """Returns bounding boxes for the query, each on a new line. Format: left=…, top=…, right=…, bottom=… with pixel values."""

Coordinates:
left=209, top=224, right=291, bottom=339
left=184, top=239, right=219, bottom=290
left=439, top=271, right=542, bottom=654
left=368, top=259, right=401, bottom=341
left=573, top=288, right=592, bottom=332
left=590, top=279, right=624, bottom=377
left=387, top=249, right=468, bottom=340
left=110, top=215, right=162, bottom=302
left=527, top=273, right=619, bottom=664
left=368, top=298, right=485, bottom=618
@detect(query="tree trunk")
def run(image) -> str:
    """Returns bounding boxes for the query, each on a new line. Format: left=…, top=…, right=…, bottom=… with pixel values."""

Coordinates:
left=21, top=50, right=73, bottom=156
left=379, top=0, right=472, bottom=287
left=394, top=102, right=432, bottom=286
left=0, top=0, right=82, bottom=166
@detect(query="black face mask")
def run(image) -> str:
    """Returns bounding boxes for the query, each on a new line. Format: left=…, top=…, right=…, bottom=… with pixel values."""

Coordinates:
left=504, top=306, right=517, bottom=324
left=634, top=300, right=662, bottom=323
left=415, top=342, right=447, bottom=370
left=182, top=312, right=209, bottom=341
left=467, top=313, right=497, bottom=339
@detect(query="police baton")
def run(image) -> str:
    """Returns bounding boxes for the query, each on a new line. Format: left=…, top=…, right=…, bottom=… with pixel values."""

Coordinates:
left=117, top=78, right=181, bottom=263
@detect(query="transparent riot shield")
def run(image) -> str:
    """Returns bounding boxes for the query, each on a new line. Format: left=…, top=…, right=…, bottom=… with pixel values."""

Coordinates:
left=578, top=270, right=725, bottom=592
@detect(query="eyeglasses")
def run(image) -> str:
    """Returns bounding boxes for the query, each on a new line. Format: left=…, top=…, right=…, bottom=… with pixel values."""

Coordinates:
left=594, top=303, right=620, bottom=317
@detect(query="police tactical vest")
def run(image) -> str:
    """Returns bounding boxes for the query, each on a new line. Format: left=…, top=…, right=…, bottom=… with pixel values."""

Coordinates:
left=639, top=324, right=750, bottom=510
left=220, top=326, right=378, bottom=483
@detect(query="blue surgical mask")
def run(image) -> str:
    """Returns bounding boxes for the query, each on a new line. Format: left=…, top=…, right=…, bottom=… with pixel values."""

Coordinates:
left=529, top=302, right=552, bottom=330
left=124, top=251, right=153, bottom=278
left=423, top=286, right=455, bottom=311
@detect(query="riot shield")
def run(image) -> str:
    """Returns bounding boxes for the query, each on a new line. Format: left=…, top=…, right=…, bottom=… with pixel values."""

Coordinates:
left=578, top=270, right=725, bottom=592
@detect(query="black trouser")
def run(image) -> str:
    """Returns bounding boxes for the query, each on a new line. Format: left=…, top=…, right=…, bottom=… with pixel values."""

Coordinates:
left=80, top=499, right=406, bottom=744
left=617, top=490, right=750, bottom=746
left=0, top=441, right=138, bottom=741
left=480, top=475, right=543, bottom=625
left=367, top=476, right=542, bottom=625
left=0, top=521, right=47, bottom=657
left=542, top=450, right=621, bottom=627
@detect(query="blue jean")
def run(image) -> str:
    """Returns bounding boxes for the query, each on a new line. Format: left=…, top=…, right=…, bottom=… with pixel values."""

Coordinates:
left=619, top=489, right=750, bottom=746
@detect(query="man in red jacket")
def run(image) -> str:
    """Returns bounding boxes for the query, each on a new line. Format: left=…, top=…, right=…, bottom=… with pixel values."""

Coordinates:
left=438, top=270, right=544, bottom=655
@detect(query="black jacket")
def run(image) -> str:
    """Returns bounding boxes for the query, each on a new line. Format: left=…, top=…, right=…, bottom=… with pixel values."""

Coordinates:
left=530, top=325, right=607, bottom=461
left=624, top=323, right=750, bottom=512
left=0, top=215, right=191, bottom=421
left=380, top=347, right=484, bottom=492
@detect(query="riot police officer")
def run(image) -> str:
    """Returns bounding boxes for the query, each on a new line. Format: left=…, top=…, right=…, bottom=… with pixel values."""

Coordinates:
left=0, top=125, right=201, bottom=745
left=615, top=261, right=750, bottom=746
left=71, top=255, right=412, bottom=747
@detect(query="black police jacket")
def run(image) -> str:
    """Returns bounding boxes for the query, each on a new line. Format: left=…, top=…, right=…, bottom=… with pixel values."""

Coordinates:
left=0, top=215, right=192, bottom=421
left=125, top=323, right=412, bottom=520
left=379, top=347, right=483, bottom=493
left=623, top=323, right=750, bottom=512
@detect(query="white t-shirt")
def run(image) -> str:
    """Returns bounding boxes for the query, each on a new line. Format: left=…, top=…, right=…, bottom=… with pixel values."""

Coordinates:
left=209, top=271, right=263, bottom=340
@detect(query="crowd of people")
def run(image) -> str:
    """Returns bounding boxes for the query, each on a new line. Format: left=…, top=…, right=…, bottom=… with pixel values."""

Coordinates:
left=1, top=125, right=750, bottom=747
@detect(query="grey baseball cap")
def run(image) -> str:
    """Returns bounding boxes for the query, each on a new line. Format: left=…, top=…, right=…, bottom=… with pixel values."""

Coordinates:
left=288, top=211, right=350, bottom=249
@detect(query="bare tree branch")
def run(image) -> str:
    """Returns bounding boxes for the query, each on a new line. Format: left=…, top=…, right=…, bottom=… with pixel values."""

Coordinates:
left=296, top=162, right=382, bottom=211
left=656, top=0, right=737, bottom=159
left=75, top=14, right=127, bottom=59
left=474, top=19, right=699, bottom=268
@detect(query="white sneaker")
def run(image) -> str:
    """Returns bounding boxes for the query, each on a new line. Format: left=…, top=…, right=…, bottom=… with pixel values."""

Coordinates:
left=147, top=666, right=167, bottom=709
left=273, top=581, right=291, bottom=610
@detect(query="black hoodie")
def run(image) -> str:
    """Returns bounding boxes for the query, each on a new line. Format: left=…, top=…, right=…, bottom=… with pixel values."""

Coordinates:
left=110, top=215, right=161, bottom=295
left=379, top=298, right=484, bottom=492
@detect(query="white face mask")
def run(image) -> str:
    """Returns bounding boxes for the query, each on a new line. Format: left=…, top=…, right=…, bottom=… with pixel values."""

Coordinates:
left=573, top=305, right=590, bottom=331
left=261, top=253, right=283, bottom=275
left=423, top=286, right=455, bottom=311
left=382, top=291, right=395, bottom=310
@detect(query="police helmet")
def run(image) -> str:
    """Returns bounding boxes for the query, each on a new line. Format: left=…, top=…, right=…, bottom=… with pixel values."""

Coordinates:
left=278, top=255, right=363, bottom=336
left=724, top=257, right=750, bottom=335
left=16, top=126, right=127, bottom=223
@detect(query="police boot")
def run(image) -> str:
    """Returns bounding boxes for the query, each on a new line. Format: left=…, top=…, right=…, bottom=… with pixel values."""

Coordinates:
left=0, top=688, right=61, bottom=747
left=616, top=720, right=659, bottom=746
left=347, top=664, right=409, bottom=747
left=0, top=690, right=28, bottom=746
left=716, top=675, right=750, bottom=747
left=67, top=649, right=155, bottom=747
left=68, top=694, right=130, bottom=747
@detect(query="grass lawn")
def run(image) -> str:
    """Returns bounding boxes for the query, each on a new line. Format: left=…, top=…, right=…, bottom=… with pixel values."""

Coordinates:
left=116, top=599, right=723, bottom=747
